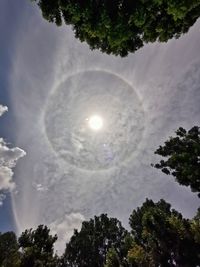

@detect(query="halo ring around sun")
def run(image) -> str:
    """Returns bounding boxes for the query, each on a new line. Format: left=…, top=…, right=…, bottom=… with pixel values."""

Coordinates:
left=44, top=70, right=145, bottom=171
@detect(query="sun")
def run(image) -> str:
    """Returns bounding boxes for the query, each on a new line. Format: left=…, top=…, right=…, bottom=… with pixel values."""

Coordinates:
left=88, top=115, right=103, bottom=131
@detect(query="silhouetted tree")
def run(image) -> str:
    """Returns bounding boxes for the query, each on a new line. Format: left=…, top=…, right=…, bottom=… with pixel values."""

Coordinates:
left=0, top=203, right=199, bottom=267
left=0, top=231, right=21, bottom=267
left=152, top=126, right=200, bottom=196
left=106, top=199, right=200, bottom=267
left=31, top=0, right=200, bottom=56
left=61, top=214, right=129, bottom=267
left=18, top=225, right=59, bottom=267
left=128, top=199, right=200, bottom=266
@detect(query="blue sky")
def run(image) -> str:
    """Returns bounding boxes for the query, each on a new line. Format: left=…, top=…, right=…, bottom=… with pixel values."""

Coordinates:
left=0, top=0, right=25, bottom=232
left=0, top=0, right=200, bottom=252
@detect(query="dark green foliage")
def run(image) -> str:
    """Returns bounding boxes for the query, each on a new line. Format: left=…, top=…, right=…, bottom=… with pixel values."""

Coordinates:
left=31, top=0, right=200, bottom=56
left=128, top=199, right=200, bottom=266
left=0, top=231, right=20, bottom=267
left=105, top=200, right=200, bottom=267
left=129, top=199, right=200, bottom=266
left=104, top=234, right=133, bottom=267
left=18, top=225, right=59, bottom=267
left=0, top=205, right=199, bottom=267
left=61, top=214, right=128, bottom=267
left=152, top=126, right=200, bottom=196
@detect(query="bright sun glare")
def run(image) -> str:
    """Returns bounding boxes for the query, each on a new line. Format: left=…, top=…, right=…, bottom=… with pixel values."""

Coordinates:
left=88, top=115, right=103, bottom=131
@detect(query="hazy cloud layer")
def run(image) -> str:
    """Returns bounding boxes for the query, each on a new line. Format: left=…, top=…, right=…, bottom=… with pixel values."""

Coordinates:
left=50, top=212, right=85, bottom=254
left=0, top=106, right=26, bottom=205
left=8, top=1, right=200, bottom=250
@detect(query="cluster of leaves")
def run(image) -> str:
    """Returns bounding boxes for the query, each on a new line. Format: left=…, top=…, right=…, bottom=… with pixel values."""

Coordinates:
left=61, top=214, right=129, bottom=267
left=105, top=200, right=200, bottom=267
left=127, top=200, right=200, bottom=266
left=0, top=225, right=59, bottom=267
left=152, top=126, right=200, bottom=196
left=32, top=0, right=200, bottom=56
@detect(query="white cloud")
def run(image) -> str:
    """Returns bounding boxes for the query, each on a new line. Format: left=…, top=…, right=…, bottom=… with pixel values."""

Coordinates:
left=0, top=105, right=8, bottom=117
left=50, top=212, right=85, bottom=255
left=0, top=106, right=26, bottom=205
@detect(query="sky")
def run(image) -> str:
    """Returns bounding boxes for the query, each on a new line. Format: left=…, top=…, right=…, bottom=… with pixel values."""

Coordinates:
left=0, top=0, right=200, bottom=253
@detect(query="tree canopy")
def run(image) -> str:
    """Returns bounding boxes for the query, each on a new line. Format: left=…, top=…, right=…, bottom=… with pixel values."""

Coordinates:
left=106, top=199, right=200, bottom=267
left=18, top=225, right=59, bottom=267
left=61, top=214, right=129, bottom=267
left=152, top=126, right=200, bottom=196
left=128, top=199, right=200, bottom=266
left=0, top=231, right=20, bottom=267
left=31, top=0, right=200, bottom=56
left=0, top=203, right=199, bottom=267
left=0, top=225, right=59, bottom=267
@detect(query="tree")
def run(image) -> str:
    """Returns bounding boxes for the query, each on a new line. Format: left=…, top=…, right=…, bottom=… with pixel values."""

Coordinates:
left=152, top=126, right=200, bottom=196
left=105, top=247, right=121, bottom=267
left=18, top=225, right=59, bottom=267
left=104, top=235, right=133, bottom=267
left=105, top=199, right=200, bottom=267
left=0, top=231, right=21, bottom=267
left=31, top=0, right=200, bottom=56
left=0, top=203, right=199, bottom=267
left=61, top=214, right=129, bottom=267
left=128, top=199, right=200, bottom=266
